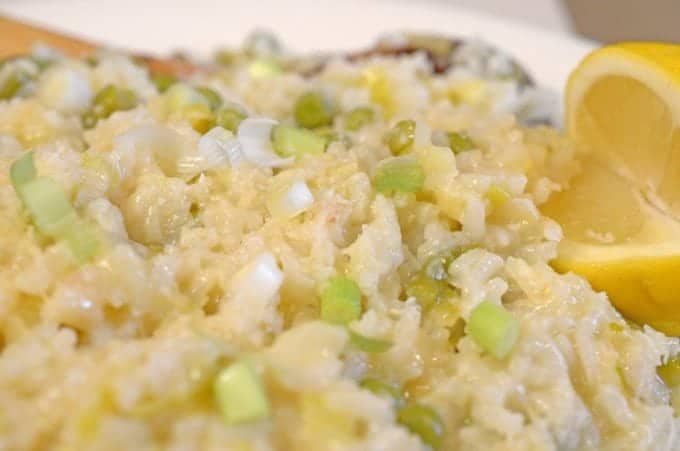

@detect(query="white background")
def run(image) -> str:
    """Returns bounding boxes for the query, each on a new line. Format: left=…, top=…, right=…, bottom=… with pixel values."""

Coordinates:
left=0, top=0, right=592, bottom=93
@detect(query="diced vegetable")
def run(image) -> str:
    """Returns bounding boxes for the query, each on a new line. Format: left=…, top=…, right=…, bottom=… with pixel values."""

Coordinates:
left=244, top=30, right=282, bottom=57
left=61, top=219, right=100, bottom=263
left=467, top=301, right=519, bottom=359
left=151, top=73, right=178, bottom=93
left=294, top=91, right=334, bottom=128
left=349, top=331, right=392, bottom=353
left=19, top=177, right=78, bottom=237
left=659, top=356, right=680, bottom=387
left=272, top=124, right=327, bottom=158
left=93, top=84, right=138, bottom=119
left=344, top=106, right=375, bottom=131
left=405, top=274, right=456, bottom=310
left=248, top=58, right=282, bottom=78
left=0, top=71, right=24, bottom=100
left=373, top=157, right=424, bottom=194
left=196, top=86, right=223, bottom=111
left=183, top=104, right=216, bottom=134
left=320, top=277, right=362, bottom=325
left=216, top=106, right=246, bottom=133
left=10, top=151, right=36, bottom=189
left=359, top=378, right=404, bottom=405
left=267, top=180, right=314, bottom=219
left=446, top=131, right=476, bottom=154
left=385, top=120, right=415, bottom=155
left=214, top=361, right=270, bottom=425
left=397, top=403, right=445, bottom=450
left=81, top=111, right=98, bottom=129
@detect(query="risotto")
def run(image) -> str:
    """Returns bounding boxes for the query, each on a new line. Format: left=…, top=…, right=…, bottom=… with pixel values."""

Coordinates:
left=0, top=34, right=678, bottom=451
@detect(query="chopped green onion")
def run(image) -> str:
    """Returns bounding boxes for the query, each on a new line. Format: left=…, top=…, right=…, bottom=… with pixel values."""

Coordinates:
left=359, top=378, right=404, bottom=405
left=385, top=120, right=416, bottom=155
left=244, top=31, right=282, bottom=57
left=373, top=157, right=424, bottom=194
left=214, top=361, right=270, bottom=425
left=405, top=274, right=457, bottom=311
left=272, top=124, right=327, bottom=158
left=93, top=84, right=138, bottom=119
left=344, top=106, right=375, bottom=131
left=18, top=177, right=78, bottom=237
left=294, top=91, right=335, bottom=128
left=397, top=403, right=445, bottom=450
left=0, top=71, right=24, bottom=100
left=196, top=86, right=223, bottom=111
left=446, top=132, right=475, bottom=154
left=659, top=356, right=680, bottom=387
left=183, top=104, right=216, bottom=134
left=61, top=219, right=100, bottom=263
left=10, top=152, right=36, bottom=189
left=248, top=58, right=282, bottom=79
left=165, top=83, right=210, bottom=112
left=467, top=301, right=519, bottom=359
left=349, top=330, right=392, bottom=353
left=216, top=106, right=246, bottom=133
left=151, top=73, right=178, bottom=93
left=320, top=276, right=362, bottom=325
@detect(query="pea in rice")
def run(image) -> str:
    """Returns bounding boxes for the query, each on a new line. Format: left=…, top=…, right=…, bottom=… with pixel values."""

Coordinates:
left=0, top=35, right=678, bottom=451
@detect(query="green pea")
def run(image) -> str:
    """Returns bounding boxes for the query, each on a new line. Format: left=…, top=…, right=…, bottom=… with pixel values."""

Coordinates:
left=385, top=120, right=416, bottom=155
left=93, top=84, right=138, bottom=119
left=184, top=104, right=215, bottom=134
left=81, top=110, right=99, bottom=129
left=397, top=403, right=445, bottom=450
left=0, top=72, right=24, bottom=100
left=216, top=107, right=246, bottom=133
left=196, top=86, right=223, bottom=111
left=294, top=91, right=335, bottom=128
left=447, top=132, right=475, bottom=154
left=359, top=378, right=404, bottom=406
left=152, top=73, right=178, bottom=93
left=344, top=106, right=375, bottom=131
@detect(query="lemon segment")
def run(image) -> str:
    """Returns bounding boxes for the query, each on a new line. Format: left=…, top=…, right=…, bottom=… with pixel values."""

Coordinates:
left=547, top=42, right=680, bottom=335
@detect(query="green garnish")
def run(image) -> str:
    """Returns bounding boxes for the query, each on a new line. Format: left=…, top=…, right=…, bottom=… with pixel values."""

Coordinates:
left=216, top=106, right=246, bottom=133
left=214, top=361, right=270, bottom=425
left=272, top=124, right=327, bottom=158
left=92, top=84, right=138, bottom=119
left=183, top=104, right=216, bottom=134
left=294, top=91, right=335, bottom=128
left=373, top=157, right=425, bottom=194
left=319, top=276, right=362, bottom=325
left=196, top=86, right=223, bottom=111
left=385, top=119, right=416, bottom=155
left=0, top=71, right=24, bottom=100
left=359, top=378, right=404, bottom=405
left=446, top=132, right=475, bottom=154
left=405, top=274, right=457, bottom=311
left=344, top=106, right=375, bottom=131
left=349, top=331, right=392, bottom=353
left=151, top=73, right=178, bottom=93
left=81, top=110, right=99, bottom=130
left=397, top=403, right=445, bottom=450
left=467, top=301, right=519, bottom=359
left=10, top=152, right=36, bottom=189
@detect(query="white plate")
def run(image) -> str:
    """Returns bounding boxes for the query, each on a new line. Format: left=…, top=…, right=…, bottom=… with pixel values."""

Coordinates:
left=1, top=0, right=595, bottom=94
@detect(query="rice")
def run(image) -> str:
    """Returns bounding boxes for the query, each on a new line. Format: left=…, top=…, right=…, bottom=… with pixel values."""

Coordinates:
left=0, top=36, right=678, bottom=451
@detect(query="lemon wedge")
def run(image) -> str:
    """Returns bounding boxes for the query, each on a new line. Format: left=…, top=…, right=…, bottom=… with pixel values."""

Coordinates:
left=542, top=43, right=680, bottom=335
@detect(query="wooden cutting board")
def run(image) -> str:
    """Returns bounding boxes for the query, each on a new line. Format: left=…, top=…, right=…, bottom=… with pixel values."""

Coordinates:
left=0, top=15, right=197, bottom=76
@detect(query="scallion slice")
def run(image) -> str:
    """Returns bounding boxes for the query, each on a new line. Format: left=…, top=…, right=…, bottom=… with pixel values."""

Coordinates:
left=214, top=361, right=270, bottom=425
left=320, top=276, right=362, bottom=325
left=467, top=301, right=519, bottom=359
left=272, top=124, right=327, bottom=158
left=10, top=152, right=36, bottom=189
left=373, top=157, right=425, bottom=194
left=349, top=331, right=392, bottom=353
